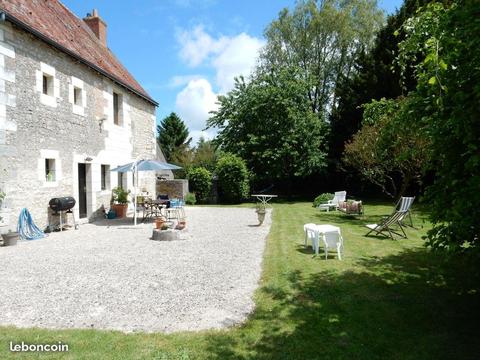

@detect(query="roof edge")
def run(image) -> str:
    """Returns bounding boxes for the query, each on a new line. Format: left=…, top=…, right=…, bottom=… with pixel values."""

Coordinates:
left=0, top=10, right=158, bottom=106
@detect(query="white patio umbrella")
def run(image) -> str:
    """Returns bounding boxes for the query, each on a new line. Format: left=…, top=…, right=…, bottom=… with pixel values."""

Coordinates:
left=111, top=159, right=182, bottom=225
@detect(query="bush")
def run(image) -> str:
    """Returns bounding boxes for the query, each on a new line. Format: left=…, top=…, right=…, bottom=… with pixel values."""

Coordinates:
left=186, top=167, right=212, bottom=203
left=185, top=192, right=196, bottom=205
left=216, top=154, right=250, bottom=203
left=313, top=193, right=334, bottom=207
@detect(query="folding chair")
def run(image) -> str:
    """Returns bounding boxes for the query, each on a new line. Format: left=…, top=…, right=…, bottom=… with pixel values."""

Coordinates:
left=365, top=210, right=408, bottom=239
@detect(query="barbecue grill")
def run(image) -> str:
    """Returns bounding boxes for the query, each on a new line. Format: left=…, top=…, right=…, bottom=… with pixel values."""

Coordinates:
left=48, top=197, right=78, bottom=231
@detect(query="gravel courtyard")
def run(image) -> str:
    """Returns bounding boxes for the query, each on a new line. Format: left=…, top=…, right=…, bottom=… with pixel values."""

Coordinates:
left=0, top=207, right=271, bottom=333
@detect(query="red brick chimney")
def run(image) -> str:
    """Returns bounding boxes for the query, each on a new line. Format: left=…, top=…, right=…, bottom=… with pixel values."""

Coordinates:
left=83, top=9, right=107, bottom=46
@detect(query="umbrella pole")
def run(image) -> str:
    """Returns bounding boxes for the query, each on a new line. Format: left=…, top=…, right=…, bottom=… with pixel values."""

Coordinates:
left=133, top=159, right=138, bottom=226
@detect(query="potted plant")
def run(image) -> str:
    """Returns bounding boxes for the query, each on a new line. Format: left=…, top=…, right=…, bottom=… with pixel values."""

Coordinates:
left=176, top=218, right=186, bottom=230
left=255, top=204, right=267, bottom=225
left=111, top=187, right=130, bottom=218
left=155, top=216, right=167, bottom=229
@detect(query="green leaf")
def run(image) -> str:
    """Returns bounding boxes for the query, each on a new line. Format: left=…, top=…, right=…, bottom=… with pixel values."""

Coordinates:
left=428, top=76, right=437, bottom=85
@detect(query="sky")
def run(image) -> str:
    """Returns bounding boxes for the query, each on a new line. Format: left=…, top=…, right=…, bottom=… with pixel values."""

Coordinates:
left=62, top=0, right=404, bottom=145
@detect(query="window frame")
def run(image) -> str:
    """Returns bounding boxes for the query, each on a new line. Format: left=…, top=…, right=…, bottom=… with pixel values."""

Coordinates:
left=45, top=158, right=56, bottom=182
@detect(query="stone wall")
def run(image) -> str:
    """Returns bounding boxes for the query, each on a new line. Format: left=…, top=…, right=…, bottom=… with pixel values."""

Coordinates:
left=0, top=21, right=162, bottom=233
left=156, top=180, right=189, bottom=200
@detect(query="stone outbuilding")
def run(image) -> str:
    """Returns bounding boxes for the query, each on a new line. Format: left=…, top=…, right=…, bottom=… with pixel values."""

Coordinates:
left=0, top=1, right=170, bottom=231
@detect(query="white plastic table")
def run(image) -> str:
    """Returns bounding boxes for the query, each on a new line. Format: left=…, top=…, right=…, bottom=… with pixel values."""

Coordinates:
left=252, top=194, right=278, bottom=207
left=304, top=224, right=341, bottom=255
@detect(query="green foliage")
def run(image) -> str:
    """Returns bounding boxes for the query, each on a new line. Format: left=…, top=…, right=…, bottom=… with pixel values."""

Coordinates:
left=397, top=0, right=480, bottom=253
left=343, top=97, right=429, bottom=198
left=184, top=192, right=196, bottom=205
left=313, top=193, right=334, bottom=207
left=208, top=68, right=328, bottom=183
left=260, top=0, right=384, bottom=116
left=329, top=0, right=431, bottom=164
left=215, top=154, right=250, bottom=203
left=191, top=137, right=219, bottom=172
left=157, top=112, right=192, bottom=162
left=112, top=187, right=130, bottom=204
left=186, top=167, right=212, bottom=203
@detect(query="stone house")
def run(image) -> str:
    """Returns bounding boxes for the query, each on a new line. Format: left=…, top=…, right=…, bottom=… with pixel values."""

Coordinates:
left=0, top=1, right=169, bottom=231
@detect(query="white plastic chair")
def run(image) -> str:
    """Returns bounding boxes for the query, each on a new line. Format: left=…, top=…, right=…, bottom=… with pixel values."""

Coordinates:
left=318, top=191, right=347, bottom=212
left=322, top=229, right=344, bottom=260
left=303, top=223, right=317, bottom=250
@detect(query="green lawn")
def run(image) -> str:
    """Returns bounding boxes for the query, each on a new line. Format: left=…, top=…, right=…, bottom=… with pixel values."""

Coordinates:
left=1, top=202, right=479, bottom=359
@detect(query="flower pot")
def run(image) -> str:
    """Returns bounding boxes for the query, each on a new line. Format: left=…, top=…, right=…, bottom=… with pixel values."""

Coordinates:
left=111, top=204, right=128, bottom=218
left=155, top=218, right=166, bottom=229
left=2, top=232, right=19, bottom=246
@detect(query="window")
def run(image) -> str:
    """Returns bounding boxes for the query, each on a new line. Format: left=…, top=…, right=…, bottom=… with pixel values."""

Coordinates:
left=73, top=87, right=82, bottom=106
left=101, top=165, right=110, bottom=190
left=45, top=159, right=56, bottom=182
left=42, top=74, right=53, bottom=96
left=113, top=92, right=122, bottom=125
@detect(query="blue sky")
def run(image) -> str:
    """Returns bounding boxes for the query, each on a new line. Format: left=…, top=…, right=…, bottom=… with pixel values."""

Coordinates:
left=62, top=0, right=404, bottom=144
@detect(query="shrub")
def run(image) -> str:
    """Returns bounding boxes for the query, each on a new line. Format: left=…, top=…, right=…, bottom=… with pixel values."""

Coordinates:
left=216, top=154, right=250, bottom=203
left=313, top=193, right=334, bottom=207
left=185, top=192, right=196, bottom=205
left=186, top=167, right=212, bottom=203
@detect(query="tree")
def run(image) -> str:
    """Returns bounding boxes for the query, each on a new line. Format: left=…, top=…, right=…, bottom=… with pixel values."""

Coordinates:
left=329, top=0, right=431, bottom=165
left=343, top=97, right=429, bottom=198
left=157, top=112, right=191, bottom=162
left=215, top=154, right=250, bottom=203
left=397, top=0, right=480, bottom=253
left=259, top=0, right=384, bottom=117
left=192, top=137, right=218, bottom=173
left=208, top=68, right=328, bottom=185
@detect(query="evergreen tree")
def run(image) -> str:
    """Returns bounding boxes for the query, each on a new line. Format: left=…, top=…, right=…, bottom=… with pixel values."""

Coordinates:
left=157, top=112, right=191, bottom=162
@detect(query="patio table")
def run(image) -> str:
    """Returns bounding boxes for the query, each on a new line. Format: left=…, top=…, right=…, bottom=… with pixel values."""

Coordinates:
left=142, top=199, right=169, bottom=221
left=252, top=194, right=278, bottom=207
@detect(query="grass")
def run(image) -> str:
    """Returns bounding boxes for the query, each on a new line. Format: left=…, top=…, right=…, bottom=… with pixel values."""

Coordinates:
left=1, top=202, right=479, bottom=359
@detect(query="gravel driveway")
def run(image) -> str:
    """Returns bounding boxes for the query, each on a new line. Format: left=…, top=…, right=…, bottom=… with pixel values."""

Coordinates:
left=0, top=207, right=271, bottom=333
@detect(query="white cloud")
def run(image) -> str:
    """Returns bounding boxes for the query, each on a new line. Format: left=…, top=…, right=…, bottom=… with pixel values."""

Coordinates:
left=175, top=78, right=219, bottom=142
left=212, top=33, right=263, bottom=93
left=168, top=74, right=203, bottom=88
left=176, top=25, right=264, bottom=92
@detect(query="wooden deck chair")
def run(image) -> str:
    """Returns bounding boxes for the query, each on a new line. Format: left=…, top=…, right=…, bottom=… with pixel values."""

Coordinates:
left=395, top=196, right=415, bottom=227
left=365, top=210, right=408, bottom=239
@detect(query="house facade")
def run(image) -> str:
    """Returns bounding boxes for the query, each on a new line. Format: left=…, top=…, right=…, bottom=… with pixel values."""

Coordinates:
left=0, top=1, right=165, bottom=231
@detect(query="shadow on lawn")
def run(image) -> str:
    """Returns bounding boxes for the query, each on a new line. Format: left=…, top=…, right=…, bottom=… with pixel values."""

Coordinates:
left=204, top=249, right=480, bottom=360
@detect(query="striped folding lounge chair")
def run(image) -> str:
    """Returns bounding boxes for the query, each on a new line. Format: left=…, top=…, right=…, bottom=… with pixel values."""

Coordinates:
left=365, top=210, right=408, bottom=240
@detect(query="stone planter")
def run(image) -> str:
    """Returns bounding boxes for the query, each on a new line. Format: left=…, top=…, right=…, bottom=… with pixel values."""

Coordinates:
left=111, top=204, right=128, bottom=218
left=152, top=229, right=180, bottom=241
left=2, top=232, right=19, bottom=246
left=256, top=209, right=266, bottom=225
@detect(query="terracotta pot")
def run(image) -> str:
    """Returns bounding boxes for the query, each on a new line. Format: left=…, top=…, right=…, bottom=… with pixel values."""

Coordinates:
left=155, top=218, right=166, bottom=229
left=112, top=204, right=128, bottom=218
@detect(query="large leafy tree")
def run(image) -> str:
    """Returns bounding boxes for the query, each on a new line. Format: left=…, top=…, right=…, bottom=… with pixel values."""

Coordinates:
left=343, top=97, right=429, bottom=198
left=208, top=68, right=328, bottom=184
left=397, top=0, right=480, bottom=253
left=191, top=137, right=218, bottom=173
left=157, top=112, right=191, bottom=162
left=329, top=0, right=431, bottom=164
left=259, top=0, right=384, bottom=117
